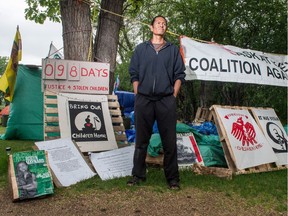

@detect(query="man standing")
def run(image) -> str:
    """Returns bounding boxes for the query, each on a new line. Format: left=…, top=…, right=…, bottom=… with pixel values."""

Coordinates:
left=128, top=15, right=186, bottom=189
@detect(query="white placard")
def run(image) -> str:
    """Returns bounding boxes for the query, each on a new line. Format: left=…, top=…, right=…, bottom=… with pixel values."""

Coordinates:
left=177, top=133, right=204, bottom=167
left=90, top=146, right=134, bottom=180
left=215, top=107, right=277, bottom=170
left=250, top=108, right=288, bottom=165
left=42, top=59, right=110, bottom=94
left=35, top=138, right=96, bottom=187
left=57, top=93, right=118, bottom=152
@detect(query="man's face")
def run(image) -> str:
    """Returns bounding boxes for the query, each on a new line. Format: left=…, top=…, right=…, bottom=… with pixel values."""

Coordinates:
left=19, top=162, right=28, bottom=172
left=150, top=17, right=167, bottom=36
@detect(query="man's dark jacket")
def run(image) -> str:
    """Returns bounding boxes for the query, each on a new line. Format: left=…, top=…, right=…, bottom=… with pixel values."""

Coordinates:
left=129, top=40, right=186, bottom=99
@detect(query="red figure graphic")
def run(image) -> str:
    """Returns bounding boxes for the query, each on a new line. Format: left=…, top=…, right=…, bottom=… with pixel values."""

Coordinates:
left=231, top=117, right=257, bottom=146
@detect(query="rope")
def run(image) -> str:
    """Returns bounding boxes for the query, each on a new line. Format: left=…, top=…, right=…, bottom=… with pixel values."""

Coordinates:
left=87, top=4, right=97, bottom=61
left=96, top=6, right=209, bottom=44
left=47, top=47, right=63, bottom=59
left=58, top=1, right=211, bottom=59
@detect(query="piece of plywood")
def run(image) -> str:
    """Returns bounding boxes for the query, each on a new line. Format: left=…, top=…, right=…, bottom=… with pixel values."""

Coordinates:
left=43, top=91, right=128, bottom=149
left=210, top=105, right=286, bottom=175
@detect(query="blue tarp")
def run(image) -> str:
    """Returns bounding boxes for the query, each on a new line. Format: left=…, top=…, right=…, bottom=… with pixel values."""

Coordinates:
left=115, top=91, right=135, bottom=115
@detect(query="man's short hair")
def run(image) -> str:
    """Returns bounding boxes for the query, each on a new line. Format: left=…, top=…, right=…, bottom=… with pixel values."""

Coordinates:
left=150, top=15, right=167, bottom=26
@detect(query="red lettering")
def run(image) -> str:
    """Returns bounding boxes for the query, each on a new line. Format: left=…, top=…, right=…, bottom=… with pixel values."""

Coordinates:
left=102, top=69, right=108, bottom=77
left=79, top=67, right=109, bottom=77
left=81, top=68, right=88, bottom=76
left=89, top=68, right=96, bottom=76
left=96, top=69, right=103, bottom=77
left=44, top=64, right=54, bottom=77
left=69, top=66, right=78, bottom=77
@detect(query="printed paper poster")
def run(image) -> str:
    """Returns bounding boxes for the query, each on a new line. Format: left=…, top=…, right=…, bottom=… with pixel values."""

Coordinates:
left=10, top=150, right=54, bottom=200
left=215, top=107, right=277, bottom=170
left=177, top=133, right=204, bottom=167
left=90, top=146, right=134, bottom=180
left=250, top=108, right=287, bottom=165
left=35, top=138, right=96, bottom=187
left=68, top=100, right=108, bottom=142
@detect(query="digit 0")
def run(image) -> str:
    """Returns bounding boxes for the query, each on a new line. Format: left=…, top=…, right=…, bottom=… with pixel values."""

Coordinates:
left=44, top=64, right=54, bottom=77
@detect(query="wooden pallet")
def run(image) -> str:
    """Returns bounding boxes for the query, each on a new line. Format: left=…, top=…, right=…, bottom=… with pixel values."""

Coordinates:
left=146, top=153, right=164, bottom=166
left=43, top=91, right=128, bottom=149
left=193, top=107, right=213, bottom=123
left=209, top=105, right=287, bottom=175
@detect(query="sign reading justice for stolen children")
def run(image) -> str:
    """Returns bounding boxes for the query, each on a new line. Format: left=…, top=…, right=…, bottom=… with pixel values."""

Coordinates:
left=42, top=59, right=110, bottom=94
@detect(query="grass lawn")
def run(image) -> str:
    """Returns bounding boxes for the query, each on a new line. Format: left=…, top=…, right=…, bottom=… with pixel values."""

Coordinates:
left=0, top=125, right=287, bottom=213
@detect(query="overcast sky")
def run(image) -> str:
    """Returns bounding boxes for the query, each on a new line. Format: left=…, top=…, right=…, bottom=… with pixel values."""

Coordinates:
left=0, top=1, right=63, bottom=66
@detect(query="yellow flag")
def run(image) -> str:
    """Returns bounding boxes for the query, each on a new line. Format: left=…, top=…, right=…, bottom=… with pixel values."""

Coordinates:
left=0, top=26, right=22, bottom=102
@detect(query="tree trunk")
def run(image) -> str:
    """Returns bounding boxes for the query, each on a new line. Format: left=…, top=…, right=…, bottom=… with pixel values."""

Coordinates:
left=60, top=0, right=91, bottom=61
left=93, top=0, right=125, bottom=94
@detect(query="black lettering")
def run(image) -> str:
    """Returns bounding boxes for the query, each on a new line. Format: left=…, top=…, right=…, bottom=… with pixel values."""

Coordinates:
left=239, top=61, right=243, bottom=73
left=200, top=58, right=209, bottom=71
left=250, top=52, right=261, bottom=60
left=252, top=63, right=261, bottom=75
left=243, top=51, right=252, bottom=58
left=210, top=58, right=219, bottom=71
left=230, top=59, right=238, bottom=72
left=267, top=66, right=274, bottom=77
left=260, top=56, right=271, bottom=64
left=189, top=58, right=198, bottom=70
left=243, top=61, right=252, bottom=74
left=219, top=59, right=227, bottom=72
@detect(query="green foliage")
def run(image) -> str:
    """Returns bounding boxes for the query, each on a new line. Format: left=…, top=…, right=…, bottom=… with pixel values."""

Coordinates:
left=0, top=134, right=287, bottom=213
left=0, top=139, right=35, bottom=187
left=243, top=84, right=288, bottom=124
left=0, top=57, right=9, bottom=105
left=24, top=0, right=61, bottom=24
left=180, top=168, right=288, bottom=212
left=57, top=167, right=287, bottom=213
left=0, top=56, right=8, bottom=75
left=23, top=0, right=287, bottom=122
left=114, top=61, right=134, bottom=92
left=121, top=0, right=288, bottom=122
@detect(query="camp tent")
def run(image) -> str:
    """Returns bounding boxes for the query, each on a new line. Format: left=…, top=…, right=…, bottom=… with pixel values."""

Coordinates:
left=1, top=64, right=43, bottom=140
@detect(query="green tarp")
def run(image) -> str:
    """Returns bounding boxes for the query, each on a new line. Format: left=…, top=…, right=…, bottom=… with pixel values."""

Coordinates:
left=148, top=122, right=228, bottom=167
left=1, top=65, right=44, bottom=140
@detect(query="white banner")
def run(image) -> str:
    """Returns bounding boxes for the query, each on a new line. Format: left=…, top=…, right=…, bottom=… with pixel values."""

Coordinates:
left=180, top=36, right=288, bottom=87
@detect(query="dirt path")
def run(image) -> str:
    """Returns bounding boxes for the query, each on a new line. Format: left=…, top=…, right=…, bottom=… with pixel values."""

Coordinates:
left=0, top=186, right=283, bottom=216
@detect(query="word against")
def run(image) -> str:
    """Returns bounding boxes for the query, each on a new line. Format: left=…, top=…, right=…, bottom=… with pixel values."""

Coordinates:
left=42, top=59, right=110, bottom=94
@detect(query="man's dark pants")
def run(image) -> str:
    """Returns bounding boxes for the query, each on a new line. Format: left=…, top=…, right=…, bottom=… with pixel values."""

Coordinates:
left=132, top=94, right=179, bottom=183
